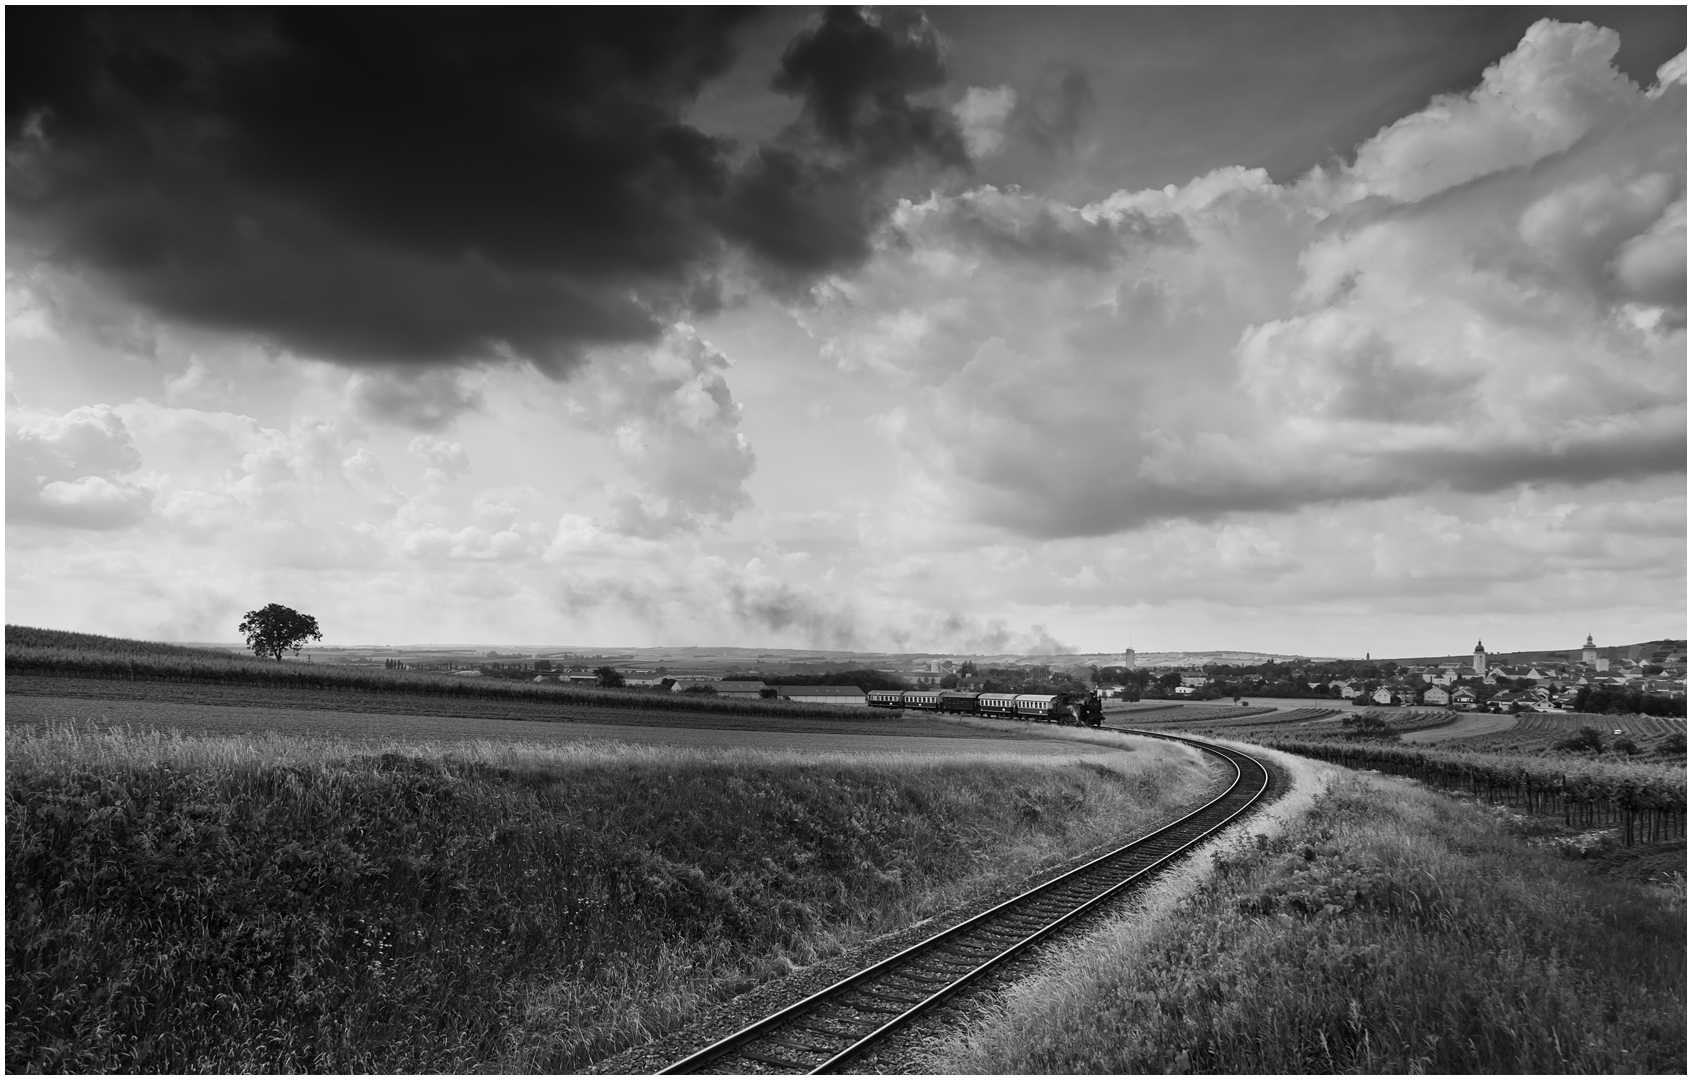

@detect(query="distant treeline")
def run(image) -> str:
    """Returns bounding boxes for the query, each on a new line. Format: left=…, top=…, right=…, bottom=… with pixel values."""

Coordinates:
left=1572, top=685, right=1687, bottom=718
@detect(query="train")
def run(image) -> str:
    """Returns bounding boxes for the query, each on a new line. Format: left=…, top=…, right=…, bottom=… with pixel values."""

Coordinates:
left=867, top=688, right=1103, bottom=727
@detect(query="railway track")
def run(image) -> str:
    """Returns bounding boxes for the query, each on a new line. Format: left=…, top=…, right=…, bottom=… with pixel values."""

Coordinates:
left=660, top=732, right=1272, bottom=1075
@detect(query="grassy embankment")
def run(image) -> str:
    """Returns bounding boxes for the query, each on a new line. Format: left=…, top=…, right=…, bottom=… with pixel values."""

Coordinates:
left=4, top=625, right=871, bottom=723
left=942, top=769, right=1687, bottom=1074
left=1133, top=706, right=1685, bottom=844
left=5, top=720, right=1209, bottom=1073
left=1265, top=739, right=1686, bottom=845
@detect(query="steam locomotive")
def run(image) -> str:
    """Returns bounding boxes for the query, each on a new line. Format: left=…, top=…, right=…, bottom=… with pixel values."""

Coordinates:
left=867, top=689, right=1103, bottom=727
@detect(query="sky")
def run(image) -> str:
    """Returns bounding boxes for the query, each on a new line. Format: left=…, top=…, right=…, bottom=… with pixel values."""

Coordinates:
left=5, top=6, right=1687, bottom=658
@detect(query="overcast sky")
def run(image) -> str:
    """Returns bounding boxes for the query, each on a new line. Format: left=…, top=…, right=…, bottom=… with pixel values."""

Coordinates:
left=6, top=7, right=1686, bottom=657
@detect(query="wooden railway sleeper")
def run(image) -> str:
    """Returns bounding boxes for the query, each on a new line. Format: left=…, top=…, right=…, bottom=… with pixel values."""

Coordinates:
left=763, top=1037, right=842, bottom=1056
left=839, top=998, right=907, bottom=1016
left=880, top=971, right=955, bottom=988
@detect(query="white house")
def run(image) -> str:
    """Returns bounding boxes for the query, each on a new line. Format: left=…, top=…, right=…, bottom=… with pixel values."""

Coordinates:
left=1423, top=685, right=1450, bottom=706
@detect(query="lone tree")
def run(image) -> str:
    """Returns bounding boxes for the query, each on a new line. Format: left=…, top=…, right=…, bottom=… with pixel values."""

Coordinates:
left=238, top=604, right=322, bottom=661
left=593, top=665, right=624, bottom=689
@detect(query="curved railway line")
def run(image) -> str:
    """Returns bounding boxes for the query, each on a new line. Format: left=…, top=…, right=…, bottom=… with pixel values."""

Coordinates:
left=660, top=731, right=1273, bottom=1075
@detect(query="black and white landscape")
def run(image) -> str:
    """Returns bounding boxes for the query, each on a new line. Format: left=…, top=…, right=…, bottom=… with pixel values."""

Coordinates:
left=5, top=9, right=1686, bottom=1077
left=7, top=6, right=1685, bottom=659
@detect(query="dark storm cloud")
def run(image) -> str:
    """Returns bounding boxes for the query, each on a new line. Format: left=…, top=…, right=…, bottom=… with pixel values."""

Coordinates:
left=7, top=7, right=752, bottom=372
left=8, top=7, right=976, bottom=369
left=719, top=7, right=970, bottom=277
left=769, top=6, right=965, bottom=167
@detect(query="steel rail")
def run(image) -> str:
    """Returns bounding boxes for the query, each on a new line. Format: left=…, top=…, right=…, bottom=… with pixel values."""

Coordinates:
left=659, top=731, right=1271, bottom=1075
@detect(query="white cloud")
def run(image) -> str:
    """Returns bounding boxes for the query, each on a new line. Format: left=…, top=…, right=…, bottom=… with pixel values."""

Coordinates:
left=791, top=20, right=1685, bottom=541
left=574, top=323, right=756, bottom=537
left=408, top=434, right=471, bottom=485
left=1341, top=20, right=1644, bottom=204
left=163, top=357, right=236, bottom=406
left=953, top=85, right=1018, bottom=158
left=6, top=405, right=153, bottom=529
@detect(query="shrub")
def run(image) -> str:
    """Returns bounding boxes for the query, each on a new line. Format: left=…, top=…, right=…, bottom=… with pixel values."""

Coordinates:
left=1341, top=712, right=1400, bottom=741
left=1556, top=726, right=1607, bottom=753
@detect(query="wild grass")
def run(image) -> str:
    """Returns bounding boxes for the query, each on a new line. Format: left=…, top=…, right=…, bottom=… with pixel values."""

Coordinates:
left=941, top=770, right=1686, bottom=1074
left=5, top=720, right=1209, bottom=1073
left=3, top=625, right=237, bottom=659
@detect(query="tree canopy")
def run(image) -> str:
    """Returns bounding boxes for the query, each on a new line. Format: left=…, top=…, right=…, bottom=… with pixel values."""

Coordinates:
left=593, top=666, right=625, bottom=689
left=237, top=604, right=322, bottom=661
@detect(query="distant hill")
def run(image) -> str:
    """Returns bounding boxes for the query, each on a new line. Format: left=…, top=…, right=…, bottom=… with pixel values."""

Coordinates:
left=1026, top=650, right=1341, bottom=668
left=1383, top=639, right=1686, bottom=666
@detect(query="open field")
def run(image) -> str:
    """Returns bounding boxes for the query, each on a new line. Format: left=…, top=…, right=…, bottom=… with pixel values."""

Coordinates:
left=1100, top=702, right=1276, bottom=722
left=1403, top=710, right=1518, bottom=742
left=5, top=631, right=871, bottom=724
left=1122, top=706, right=1345, bottom=733
left=3, top=676, right=995, bottom=741
left=939, top=770, right=1687, bottom=1074
left=4, top=719, right=1210, bottom=1073
left=3, top=693, right=1111, bottom=757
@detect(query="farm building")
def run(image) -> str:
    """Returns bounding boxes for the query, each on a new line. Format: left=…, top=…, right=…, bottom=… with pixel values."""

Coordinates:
left=687, top=681, right=770, bottom=699
left=774, top=686, right=868, bottom=707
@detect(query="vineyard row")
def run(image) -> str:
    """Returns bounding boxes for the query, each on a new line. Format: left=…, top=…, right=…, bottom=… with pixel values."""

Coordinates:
left=1268, top=739, right=1686, bottom=846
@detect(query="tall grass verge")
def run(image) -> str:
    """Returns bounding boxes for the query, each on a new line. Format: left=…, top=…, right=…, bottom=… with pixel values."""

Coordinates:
left=6, top=721, right=1208, bottom=1072
left=941, top=770, right=1686, bottom=1074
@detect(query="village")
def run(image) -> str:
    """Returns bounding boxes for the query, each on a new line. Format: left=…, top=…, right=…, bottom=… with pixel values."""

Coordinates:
left=341, top=634, right=1690, bottom=717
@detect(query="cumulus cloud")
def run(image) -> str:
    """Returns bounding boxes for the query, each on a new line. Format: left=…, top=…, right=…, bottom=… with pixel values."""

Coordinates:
left=408, top=435, right=470, bottom=485
left=163, top=357, right=236, bottom=406
left=6, top=405, right=153, bottom=528
left=952, top=85, right=1017, bottom=158
left=795, top=21, right=1686, bottom=539
left=574, top=324, right=755, bottom=537
left=1342, top=20, right=1642, bottom=203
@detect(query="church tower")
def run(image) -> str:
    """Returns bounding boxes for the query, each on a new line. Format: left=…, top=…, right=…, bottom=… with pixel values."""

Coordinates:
left=1472, top=640, right=1487, bottom=676
left=1123, top=647, right=1137, bottom=669
left=1582, top=634, right=1598, bottom=666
